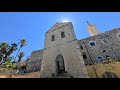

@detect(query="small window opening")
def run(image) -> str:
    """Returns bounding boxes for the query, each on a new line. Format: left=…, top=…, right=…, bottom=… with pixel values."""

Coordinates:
left=90, top=42, right=95, bottom=46
left=103, top=50, right=106, bottom=52
left=61, top=32, right=65, bottom=38
left=97, top=56, right=103, bottom=62
left=52, top=35, right=55, bottom=41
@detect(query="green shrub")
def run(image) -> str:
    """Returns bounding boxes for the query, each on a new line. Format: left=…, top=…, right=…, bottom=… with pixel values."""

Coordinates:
left=11, top=64, right=17, bottom=69
left=6, top=65, right=12, bottom=68
left=1, top=61, right=13, bottom=68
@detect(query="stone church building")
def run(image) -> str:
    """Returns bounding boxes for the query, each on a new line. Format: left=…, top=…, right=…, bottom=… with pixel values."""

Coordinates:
left=27, top=21, right=120, bottom=78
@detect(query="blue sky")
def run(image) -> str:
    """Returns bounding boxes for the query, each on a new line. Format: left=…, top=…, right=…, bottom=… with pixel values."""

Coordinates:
left=0, top=12, right=120, bottom=60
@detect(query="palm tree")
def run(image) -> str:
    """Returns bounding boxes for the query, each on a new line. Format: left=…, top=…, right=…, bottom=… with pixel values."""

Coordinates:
left=0, top=42, right=9, bottom=55
left=13, top=39, right=27, bottom=62
left=6, top=56, right=14, bottom=62
left=4, top=43, right=18, bottom=62
left=18, top=52, right=25, bottom=62
left=0, top=42, right=9, bottom=62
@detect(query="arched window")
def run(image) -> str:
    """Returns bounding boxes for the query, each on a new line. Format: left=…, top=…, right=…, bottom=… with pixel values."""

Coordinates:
left=51, top=35, right=55, bottom=41
left=96, top=56, right=103, bottom=62
left=61, top=32, right=65, bottom=38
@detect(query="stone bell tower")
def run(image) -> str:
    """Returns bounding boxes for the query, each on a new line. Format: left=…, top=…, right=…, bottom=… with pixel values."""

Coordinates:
left=40, top=22, right=89, bottom=78
left=87, top=21, right=101, bottom=36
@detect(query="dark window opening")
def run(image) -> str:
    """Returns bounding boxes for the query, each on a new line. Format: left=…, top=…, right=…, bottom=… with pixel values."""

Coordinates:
left=119, top=35, right=120, bottom=37
left=97, top=56, right=103, bottom=62
left=103, top=50, right=106, bottom=52
left=52, top=35, right=55, bottom=41
left=106, top=55, right=109, bottom=58
left=61, top=32, right=65, bottom=38
left=57, top=61, right=65, bottom=74
left=106, top=55, right=110, bottom=60
left=90, top=42, right=95, bottom=46
left=82, top=53, right=87, bottom=59
left=80, top=46, right=83, bottom=49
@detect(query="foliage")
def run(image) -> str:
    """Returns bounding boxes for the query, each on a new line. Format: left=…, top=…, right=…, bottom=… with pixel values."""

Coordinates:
left=18, top=52, right=25, bottom=58
left=0, top=42, right=9, bottom=55
left=0, top=42, right=9, bottom=49
left=11, top=63, right=17, bottom=69
left=0, top=38, right=27, bottom=68
left=0, top=42, right=18, bottom=62
left=13, top=39, right=27, bottom=62
left=5, top=61, right=13, bottom=68
left=6, top=56, right=14, bottom=62
left=18, top=52, right=25, bottom=62
left=1, top=60, right=17, bottom=69
left=4, top=43, right=18, bottom=61
left=20, top=39, right=27, bottom=48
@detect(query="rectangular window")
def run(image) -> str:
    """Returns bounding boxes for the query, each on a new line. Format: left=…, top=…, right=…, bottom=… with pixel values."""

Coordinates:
left=90, top=42, right=95, bottom=46
left=52, top=35, right=55, bottom=41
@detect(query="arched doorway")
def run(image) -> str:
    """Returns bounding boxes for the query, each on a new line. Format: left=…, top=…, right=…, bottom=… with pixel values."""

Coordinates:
left=55, top=54, right=65, bottom=76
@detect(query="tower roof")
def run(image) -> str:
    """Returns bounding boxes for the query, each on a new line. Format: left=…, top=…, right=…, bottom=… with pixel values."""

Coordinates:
left=86, top=20, right=94, bottom=27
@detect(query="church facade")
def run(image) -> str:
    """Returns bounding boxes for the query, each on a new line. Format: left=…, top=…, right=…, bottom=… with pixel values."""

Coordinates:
left=27, top=21, right=120, bottom=78
left=40, top=22, right=89, bottom=78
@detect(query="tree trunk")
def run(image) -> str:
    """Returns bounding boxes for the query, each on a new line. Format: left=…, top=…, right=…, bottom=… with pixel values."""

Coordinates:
left=0, top=55, right=3, bottom=63
left=18, top=57, right=22, bottom=62
left=13, top=47, right=21, bottom=62
left=6, top=49, right=14, bottom=56
left=4, top=49, right=14, bottom=62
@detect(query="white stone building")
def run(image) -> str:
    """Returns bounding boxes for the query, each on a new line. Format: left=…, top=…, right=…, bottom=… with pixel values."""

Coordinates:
left=40, top=22, right=89, bottom=78
left=27, top=21, right=120, bottom=78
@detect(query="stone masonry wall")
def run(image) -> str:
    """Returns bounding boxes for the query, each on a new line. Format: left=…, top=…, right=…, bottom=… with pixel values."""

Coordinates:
left=41, top=22, right=89, bottom=78
left=78, top=28, right=120, bottom=64
left=27, top=49, right=43, bottom=71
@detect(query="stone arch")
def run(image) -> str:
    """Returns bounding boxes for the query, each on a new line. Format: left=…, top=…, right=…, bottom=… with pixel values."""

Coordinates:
left=55, top=54, right=65, bottom=76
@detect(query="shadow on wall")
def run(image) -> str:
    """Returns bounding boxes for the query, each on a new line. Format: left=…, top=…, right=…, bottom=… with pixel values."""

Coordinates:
left=102, top=72, right=118, bottom=78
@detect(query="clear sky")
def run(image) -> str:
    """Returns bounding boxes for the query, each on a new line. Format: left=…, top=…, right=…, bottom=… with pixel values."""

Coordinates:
left=0, top=12, right=120, bottom=60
